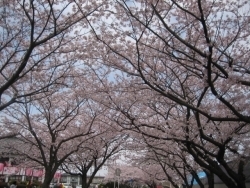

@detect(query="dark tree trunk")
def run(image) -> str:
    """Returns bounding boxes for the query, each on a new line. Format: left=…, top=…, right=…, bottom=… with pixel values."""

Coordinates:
left=204, top=170, right=214, bottom=188
left=41, top=170, right=54, bottom=188
left=81, top=173, right=88, bottom=188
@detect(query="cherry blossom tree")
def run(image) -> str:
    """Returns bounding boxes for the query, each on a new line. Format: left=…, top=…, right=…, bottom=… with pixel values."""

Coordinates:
left=1, top=1, right=250, bottom=188
left=60, top=133, right=128, bottom=188
left=136, top=137, right=207, bottom=188
left=112, top=133, right=194, bottom=188
left=1, top=76, right=111, bottom=188
left=87, top=0, right=250, bottom=188
left=105, top=160, right=162, bottom=188
left=103, top=135, right=166, bottom=188
left=0, top=0, right=105, bottom=112
left=105, top=163, right=143, bottom=182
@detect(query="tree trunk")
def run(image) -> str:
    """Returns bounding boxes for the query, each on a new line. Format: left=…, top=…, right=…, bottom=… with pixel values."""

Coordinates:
left=82, top=173, right=88, bottom=188
left=41, top=171, right=54, bottom=188
left=204, top=170, right=214, bottom=188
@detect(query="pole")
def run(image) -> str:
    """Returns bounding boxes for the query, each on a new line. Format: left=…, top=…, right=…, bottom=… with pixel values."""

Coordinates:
left=114, top=176, right=116, bottom=188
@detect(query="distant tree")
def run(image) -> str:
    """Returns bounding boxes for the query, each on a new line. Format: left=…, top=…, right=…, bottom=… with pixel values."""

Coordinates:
left=140, top=138, right=206, bottom=188
left=115, top=136, right=185, bottom=188
left=104, top=160, right=161, bottom=188
left=60, top=133, right=127, bottom=188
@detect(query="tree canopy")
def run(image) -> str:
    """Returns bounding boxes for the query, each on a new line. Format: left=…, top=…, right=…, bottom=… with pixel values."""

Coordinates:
left=0, top=1, right=250, bottom=188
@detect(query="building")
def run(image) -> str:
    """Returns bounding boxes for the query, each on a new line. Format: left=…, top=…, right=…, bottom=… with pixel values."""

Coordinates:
left=0, top=156, right=105, bottom=187
left=0, top=157, right=44, bottom=183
